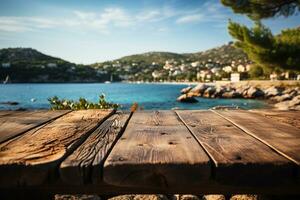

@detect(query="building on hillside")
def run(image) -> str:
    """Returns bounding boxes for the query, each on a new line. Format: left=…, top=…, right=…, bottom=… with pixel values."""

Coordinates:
left=270, top=73, right=278, bottom=81
left=47, top=63, right=57, bottom=68
left=223, top=66, right=233, bottom=73
left=246, top=64, right=252, bottom=71
left=191, top=61, right=200, bottom=67
left=237, top=64, right=246, bottom=72
left=2, top=63, right=11, bottom=68
left=231, top=73, right=240, bottom=82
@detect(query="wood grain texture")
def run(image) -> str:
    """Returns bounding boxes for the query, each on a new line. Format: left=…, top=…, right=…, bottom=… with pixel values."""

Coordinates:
left=0, top=109, right=114, bottom=186
left=103, top=110, right=211, bottom=188
left=250, top=109, right=300, bottom=129
left=60, top=112, right=131, bottom=185
left=0, top=110, right=70, bottom=143
left=176, top=110, right=294, bottom=185
left=214, top=110, right=300, bottom=165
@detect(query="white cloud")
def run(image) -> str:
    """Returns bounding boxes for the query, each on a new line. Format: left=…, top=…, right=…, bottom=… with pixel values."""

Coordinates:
left=176, top=14, right=203, bottom=24
left=0, top=2, right=231, bottom=33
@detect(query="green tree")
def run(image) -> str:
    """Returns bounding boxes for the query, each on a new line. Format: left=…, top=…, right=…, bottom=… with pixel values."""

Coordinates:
left=222, top=0, right=300, bottom=72
left=228, top=21, right=300, bottom=71
left=249, top=65, right=264, bottom=78
left=221, top=0, right=300, bottom=20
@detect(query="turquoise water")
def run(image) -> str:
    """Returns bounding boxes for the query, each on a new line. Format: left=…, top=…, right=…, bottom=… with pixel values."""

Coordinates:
left=0, top=83, right=268, bottom=110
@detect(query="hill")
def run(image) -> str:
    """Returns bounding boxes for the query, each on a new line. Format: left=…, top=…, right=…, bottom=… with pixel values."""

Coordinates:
left=0, top=48, right=109, bottom=83
left=117, top=51, right=187, bottom=64
left=0, top=48, right=66, bottom=63
left=111, top=42, right=248, bottom=65
left=0, top=43, right=250, bottom=83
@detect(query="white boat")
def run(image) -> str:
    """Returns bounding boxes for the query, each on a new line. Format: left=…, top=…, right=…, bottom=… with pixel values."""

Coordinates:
left=3, top=75, right=11, bottom=84
left=104, top=81, right=111, bottom=84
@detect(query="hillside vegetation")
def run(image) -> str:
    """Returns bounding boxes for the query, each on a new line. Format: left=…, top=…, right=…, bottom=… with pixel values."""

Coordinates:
left=0, top=43, right=249, bottom=83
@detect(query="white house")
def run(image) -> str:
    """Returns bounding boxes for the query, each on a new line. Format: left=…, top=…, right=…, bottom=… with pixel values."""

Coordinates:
left=231, top=73, right=240, bottom=82
left=223, top=66, right=233, bottom=73
left=246, top=64, right=252, bottom=71
left=47, top=63, right=57, bottom=68
left=191, top=61, right=200, bottom=67
left=2, top=63, right=11, bottom=68
left=237, top=64, right=246, bottom=72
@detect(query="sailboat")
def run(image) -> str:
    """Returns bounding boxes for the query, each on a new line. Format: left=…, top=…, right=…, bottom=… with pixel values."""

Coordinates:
left=3, top=75, right=11, bottom=84
left=104, top=74, right=113, bottom=84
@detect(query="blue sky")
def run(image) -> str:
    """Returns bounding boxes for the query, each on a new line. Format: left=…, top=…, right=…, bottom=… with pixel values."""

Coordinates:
left=0, top=0, right=299, bottom=64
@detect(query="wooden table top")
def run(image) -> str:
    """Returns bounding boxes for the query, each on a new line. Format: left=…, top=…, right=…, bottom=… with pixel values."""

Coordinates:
left=0, top=109, right=299, bottom=195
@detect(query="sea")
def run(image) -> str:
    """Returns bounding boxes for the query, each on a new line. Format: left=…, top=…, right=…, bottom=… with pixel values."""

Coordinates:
left=0, top=83, right=269, bottom=110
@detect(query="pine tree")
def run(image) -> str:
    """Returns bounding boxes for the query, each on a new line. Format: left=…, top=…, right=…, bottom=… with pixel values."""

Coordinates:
left=221, top=0, right=300, bottom=20
left=222, top=1, right=300, bottom=71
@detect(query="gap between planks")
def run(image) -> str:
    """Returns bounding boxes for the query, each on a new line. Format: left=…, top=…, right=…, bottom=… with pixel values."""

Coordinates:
left=211, top=109, right=300, bottom=166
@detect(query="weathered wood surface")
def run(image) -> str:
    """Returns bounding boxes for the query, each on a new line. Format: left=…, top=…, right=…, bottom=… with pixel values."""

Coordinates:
left=0, top=109, right=114, bottom=186
left=0, top=110, right=70, bottom=143
left=60, top=112, right=131, bottom=185
left=176, top=110, right=294, bottom=185
left=214, top=110, right=300, bottom=165
left=103, top=110, right=211, bottom=188
left=251, top=109, right=300, bottom=129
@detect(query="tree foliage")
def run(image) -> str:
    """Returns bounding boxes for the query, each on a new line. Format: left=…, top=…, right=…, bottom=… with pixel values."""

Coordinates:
left=221, top=0, right=300, bottom=20
left=228, top=21, right=300, bottom=71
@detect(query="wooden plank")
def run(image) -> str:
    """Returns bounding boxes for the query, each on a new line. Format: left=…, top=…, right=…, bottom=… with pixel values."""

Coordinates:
left=0, top=110, right=70, bottom=143
left=176, top=110, right=294, bottom=185
left=213, top=110, right=300, bottom=165
left=103, top=110, right=211, bottom=188
left=250, top=109, right=300, bottom=129
left=0, top=109, right=114, bottom=186
left=60, top=112, right=131, bottom=185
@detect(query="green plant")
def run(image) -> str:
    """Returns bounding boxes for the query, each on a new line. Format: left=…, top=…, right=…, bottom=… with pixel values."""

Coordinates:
left=48, top=94, right=119, bottom=110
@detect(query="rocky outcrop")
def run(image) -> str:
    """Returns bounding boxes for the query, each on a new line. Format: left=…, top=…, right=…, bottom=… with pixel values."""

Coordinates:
left=177, top=83, right=300, bottom=110
left=177, top=94, right=198, bottom=103
left=180, top=86, right=192, bottom=94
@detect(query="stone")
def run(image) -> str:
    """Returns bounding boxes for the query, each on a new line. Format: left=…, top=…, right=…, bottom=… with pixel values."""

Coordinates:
left=264, top=86, right=283, bottom=98
left=179, top=195, right=200, bottom=200
left=177, top=94, right=198, bottom=103
left=181, top=86, right=192, bottom=94
left=190, top=83, right=208, bottom=96
left=222, top=91, right=241, bottom=98
left=55, top=194, right=101, bottom=200
left=109, top=195, right=134, bottom=200
left=134, top=195, right=168, bottom=200
left=203, top=195, right=225, bottom=200
left=272, top=94, right=292, bottom=102
left=203, top=86, right=216, bottom=98
left=274, top=101, right=290, bottom=110
left=230, top=195, right=257, bottom=200
left=246, top=87, right=265, bottom=98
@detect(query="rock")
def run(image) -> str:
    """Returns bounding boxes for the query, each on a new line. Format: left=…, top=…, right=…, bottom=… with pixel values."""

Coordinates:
left=134, top=195, right=168, bottom=200
left=289, top=95, right=300, bottom=107
left=222, top=91, right=241, bottom=98
left=271, top=94, right=292, bottom=102
left=0, top=101, right=19, bottom=105
left=177, top=94, right=198, bottom=103
left=180, top=86, right=192, bottom=94
left=274, top=101, right=291, bottom=110
left=109, top=195, right=134, bottom=200
left=55, top=194, right=100, bottom=200
left=230, top=195, right=257, bottom=200
left=179, top=195, right=200, bottom=200
left=190, top=83, right=208, bottom=96
left=203, top=86, right=216, bottom=98
left=264, top=86, right=283, bottom=98
left=203, top=195, right=225, bottom=200
left=245, top=87, right=264, bottom=98
left=274, top=95, right=300, bottom=110
left=213, top=86, right=226, bottom=98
